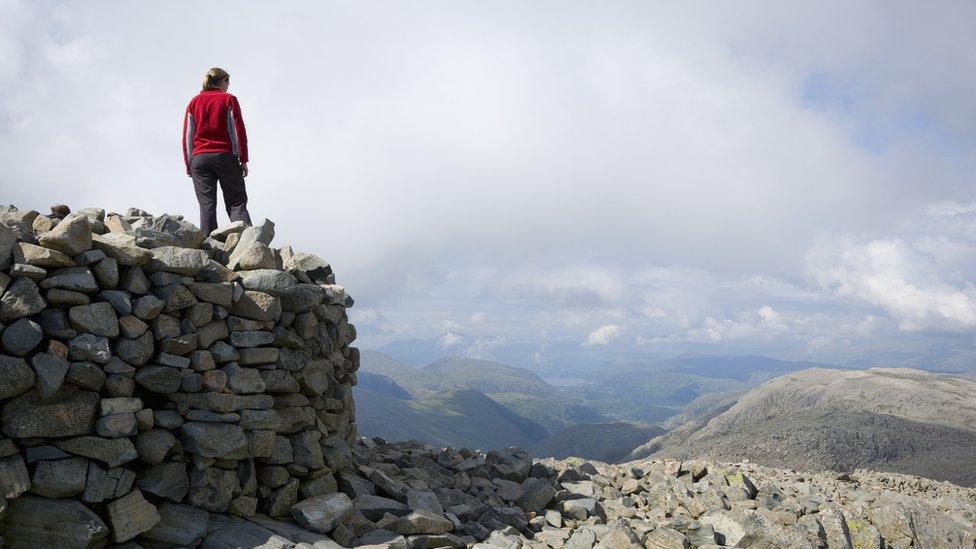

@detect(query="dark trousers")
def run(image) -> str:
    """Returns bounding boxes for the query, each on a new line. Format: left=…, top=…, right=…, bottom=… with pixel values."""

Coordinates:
left=190, top=152, right=252, bottom=235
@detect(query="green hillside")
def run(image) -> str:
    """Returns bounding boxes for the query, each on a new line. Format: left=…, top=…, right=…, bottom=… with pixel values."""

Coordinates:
left=354, top=388, right=549, bottom=450
left=487, top=392, right=609, bottom=433
left=420, top=356, right=555, bottom=395
left=359, top=351, right=555, bottom=397
left=565, top=370, right=749, bottom=421
left=356, top=371, right=413, bottom=400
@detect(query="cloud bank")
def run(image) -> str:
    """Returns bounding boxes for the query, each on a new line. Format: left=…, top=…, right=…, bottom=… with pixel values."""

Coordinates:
left=1, top=1, right=974, bottom=368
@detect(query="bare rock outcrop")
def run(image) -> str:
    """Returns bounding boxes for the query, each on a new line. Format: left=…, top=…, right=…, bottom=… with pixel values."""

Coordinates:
left=633, top=368, right=976, bottom=487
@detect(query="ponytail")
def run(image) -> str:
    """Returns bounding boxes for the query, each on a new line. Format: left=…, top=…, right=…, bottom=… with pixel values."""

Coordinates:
left=201, top=67, right=230, bottom=91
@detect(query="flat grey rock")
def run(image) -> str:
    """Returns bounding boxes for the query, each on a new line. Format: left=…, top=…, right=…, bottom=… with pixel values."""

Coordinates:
left=132, top=293, right=165, bottom=320
left=230, top=329, right=276, bottom=348
left=105, top=488, right=161, bottom=542
left=1, top=317, right=42, bottom=356
left=66, top=361, right=107, bottom=390
left=36, top=308, right=75, bottom=338
left=68, top=333, right=111, bottom=363
left=135, top=364, right=182, bottom=393
left=137, top=461, right=190, bottom=502
left=38, top=212, right=92, bottom=256
left=0, top=496, right=109, bottom=548
left=82, top=460, right=136, bottom=503
left=0, top=454, right=30, bottom=499
left=141, top=502, right=209, bottom=547
left=14, top=242, right=75, bottom=268
left=181, top=421, right=249, bottom=459
left=95, top=412, right=137, bottom=437
left=226, top=219, right=275, bottom=270
left=134, top=428, right=178, bottom=464
left=222, top=362, right=268, bottom=394
left=292, top=493, right=354, bottom=533
left=54, top=435, right=138, bottom=468
left=0, top=277, right=46, bottom=321
left=240, top=269, right=297, bottom=296
left=30, top=352, right=71, bottom=400
left=201, top=515, right=293, bottom=549
left=68, top=301, right=120, bottom=336
left=30, top=456, right=88, bottom=498
left=0, top=356, right=35, bottom=399
left=40, top=266, right=99, bottom=292
left=231, top=290, right=282, bottom=322
left=100, top=289, right=132, bottom=315
left=149, top=246, right=212, bottom=275
left=2, top=387, right=98, bottom=438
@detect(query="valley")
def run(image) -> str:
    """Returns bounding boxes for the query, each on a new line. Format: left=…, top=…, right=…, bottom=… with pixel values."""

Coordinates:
left=355, top=350, right=976, bottom=488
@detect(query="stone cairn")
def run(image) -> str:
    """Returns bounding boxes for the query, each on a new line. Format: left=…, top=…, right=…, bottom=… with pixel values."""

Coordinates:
left=0, top=205, right=359, bottom=547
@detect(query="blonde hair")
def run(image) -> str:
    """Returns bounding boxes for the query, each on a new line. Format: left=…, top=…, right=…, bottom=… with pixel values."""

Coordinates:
left=201, top=67, right=230, bottom=91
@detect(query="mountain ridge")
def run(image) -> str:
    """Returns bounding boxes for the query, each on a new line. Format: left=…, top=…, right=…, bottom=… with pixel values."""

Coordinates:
left=635, top=367, right=976, bottom=486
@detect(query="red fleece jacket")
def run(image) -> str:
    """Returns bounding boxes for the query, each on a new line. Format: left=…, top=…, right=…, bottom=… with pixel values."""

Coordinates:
left=183, top=89, right=249, bottom=173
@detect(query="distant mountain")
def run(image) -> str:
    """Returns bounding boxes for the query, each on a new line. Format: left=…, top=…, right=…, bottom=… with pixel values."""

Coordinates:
left=531, top=422, right=666, bottom=463
left=358, top=351, right=601, bottom=441
left=359, top=350, right=819, bottom=428
left=360, top=351, right=554, bottom=397
left=353, top=388, right=548, bottom=450
left=486, top=392, right=609, bottom=433
left=421, top=357, right=554, bottom=395
left=358, top=350, right=440, bottom=396
left=636, top=368, right=976, bottom=486
left=359, top=349, right=422, bottom=373
left=356, top=372, right=413, bottom=400
left=658, top=354, right=842, bottom=382
left=377, top=337, right=465, bottom=367
left=376, top=336, right=640, bottom=372
left=564, top=370, right=749, bottom=422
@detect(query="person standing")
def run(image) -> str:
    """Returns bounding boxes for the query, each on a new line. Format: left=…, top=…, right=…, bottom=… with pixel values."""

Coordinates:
left=182, top=67, right=252, bottom=235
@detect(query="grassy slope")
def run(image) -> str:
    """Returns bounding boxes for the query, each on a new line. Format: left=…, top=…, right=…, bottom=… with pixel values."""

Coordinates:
left=354, top=388, right=549, bottom=450
left=487, top=392, right=609, bottom=433
left=421, top=357, right=555, bottom=395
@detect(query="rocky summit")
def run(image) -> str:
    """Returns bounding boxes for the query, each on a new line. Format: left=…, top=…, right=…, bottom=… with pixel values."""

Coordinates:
left=1, top=203, right=974, bottom=549
left=631, top=368, right=976, bottom=488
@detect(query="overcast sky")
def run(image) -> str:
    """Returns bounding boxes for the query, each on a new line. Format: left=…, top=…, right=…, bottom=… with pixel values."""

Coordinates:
left=2, top=1, right=975, bottom=368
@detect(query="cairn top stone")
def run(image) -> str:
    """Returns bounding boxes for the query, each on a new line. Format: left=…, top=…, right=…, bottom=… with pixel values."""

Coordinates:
left=38, top=212, right=93, bottom=256
left=227, top=218, right=275, bottom=270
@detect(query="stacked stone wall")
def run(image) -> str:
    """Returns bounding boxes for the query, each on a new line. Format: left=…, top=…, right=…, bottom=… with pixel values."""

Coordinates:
left=0, top=204, right=359, bottom=546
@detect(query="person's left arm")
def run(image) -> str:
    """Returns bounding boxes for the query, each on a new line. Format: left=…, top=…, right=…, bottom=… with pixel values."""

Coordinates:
left=183, top=102, right=195, bottom=175
left=229, top=96, right=249, bottom=176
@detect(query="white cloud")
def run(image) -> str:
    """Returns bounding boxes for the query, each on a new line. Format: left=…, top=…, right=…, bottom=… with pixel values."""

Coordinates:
left=499, top=266, right=627, bottom=309
left=463, top=336, right=507, bottom=359
left=437, top=332, right=464, bottom=348
left=2, top=2, right=975, bottom=367
left=806, top=237, right=976, bottom=332
left=584, top=324, right=623, bottom=346
left=443, top=320, right=462, bottom=332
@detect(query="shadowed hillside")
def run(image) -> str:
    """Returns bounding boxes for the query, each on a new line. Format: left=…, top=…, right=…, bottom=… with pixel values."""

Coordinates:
left=486, top=392, right=608, bottom=433
left=530, top=422, right=666, bottom=463
left=354, top=388, right=548, bottom=450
